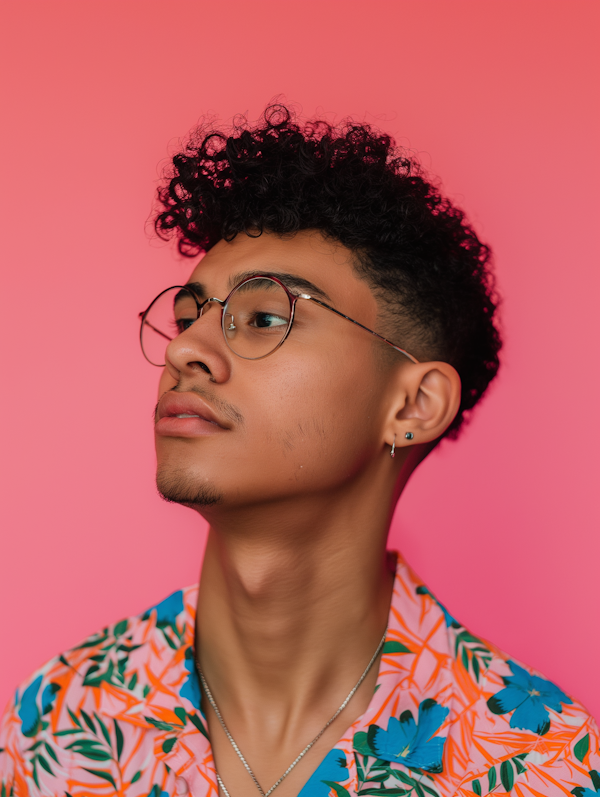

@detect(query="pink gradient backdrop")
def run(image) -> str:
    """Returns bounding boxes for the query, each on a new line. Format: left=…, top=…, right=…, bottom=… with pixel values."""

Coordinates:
left=1, top=1, right=598, bottom=717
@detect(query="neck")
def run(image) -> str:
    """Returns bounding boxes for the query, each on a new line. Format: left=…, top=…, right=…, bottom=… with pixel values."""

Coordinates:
left=190, top=448, right=426, bottom=793
left=194, top=455, right=414, bottom=736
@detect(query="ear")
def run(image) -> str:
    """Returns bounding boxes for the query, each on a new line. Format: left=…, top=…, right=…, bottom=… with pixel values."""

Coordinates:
left=383, top=361, right=462, bottom=449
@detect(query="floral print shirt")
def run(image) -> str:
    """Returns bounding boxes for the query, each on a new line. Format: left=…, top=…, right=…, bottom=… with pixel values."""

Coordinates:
left=1, top=552, right=598, bottom=797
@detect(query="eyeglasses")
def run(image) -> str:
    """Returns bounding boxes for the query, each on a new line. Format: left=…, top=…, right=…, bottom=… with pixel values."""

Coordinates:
left=139, top=275, right=419, bottom=366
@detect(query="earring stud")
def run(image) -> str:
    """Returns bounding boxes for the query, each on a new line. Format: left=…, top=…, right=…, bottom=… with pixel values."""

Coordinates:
left=405, top=432, right=414, bottom=440
left=390, top=435, right=396, bottom=458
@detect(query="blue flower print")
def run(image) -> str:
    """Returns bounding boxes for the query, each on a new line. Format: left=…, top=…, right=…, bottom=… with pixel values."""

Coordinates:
left=370, top=698, right=449, bottom=773
left=180, top=646, right=201, bottom=709
left=17, top=675, right=61, bottom=737
left=18, top=675, right=42, bottom=737
left=145, top=590, right=184, bottom=627
left=298, top=749, right=349, bottom=797
left=487, top=660, right=573, bottom=736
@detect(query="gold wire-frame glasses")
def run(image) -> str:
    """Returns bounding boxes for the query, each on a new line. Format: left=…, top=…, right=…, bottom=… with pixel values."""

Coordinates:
left=139, top=274, right=419, bottom=366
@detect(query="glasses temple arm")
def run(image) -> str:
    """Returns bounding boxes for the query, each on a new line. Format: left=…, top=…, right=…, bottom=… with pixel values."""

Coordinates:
left=140, top=316, right=173, bottom=343
left=299, top=295, right=419, bottom=364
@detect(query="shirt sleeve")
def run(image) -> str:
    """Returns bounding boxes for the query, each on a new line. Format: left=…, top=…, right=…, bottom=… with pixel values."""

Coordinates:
left=0, top=691, right=31, bottom=797
left=0, top=670, right=53, bottom=797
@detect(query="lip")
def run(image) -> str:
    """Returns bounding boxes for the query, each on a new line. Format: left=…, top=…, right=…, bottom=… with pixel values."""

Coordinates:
left=155, top=392, right=228, bottom=438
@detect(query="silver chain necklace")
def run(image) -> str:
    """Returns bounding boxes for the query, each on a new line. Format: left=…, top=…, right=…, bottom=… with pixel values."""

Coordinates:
left=197, top=628, right=386, bottom=797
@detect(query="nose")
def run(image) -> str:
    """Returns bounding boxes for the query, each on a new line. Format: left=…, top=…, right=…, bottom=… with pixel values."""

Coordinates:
left=164, top=299, right=231, bottom=383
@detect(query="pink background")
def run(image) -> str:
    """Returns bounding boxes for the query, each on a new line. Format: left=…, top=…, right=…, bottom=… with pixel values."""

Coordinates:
left=1, top=1, right=598, bottom=719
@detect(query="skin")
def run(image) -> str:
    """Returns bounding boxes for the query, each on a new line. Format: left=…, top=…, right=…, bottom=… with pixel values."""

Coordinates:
left=154, top=229, right=461, bottom=797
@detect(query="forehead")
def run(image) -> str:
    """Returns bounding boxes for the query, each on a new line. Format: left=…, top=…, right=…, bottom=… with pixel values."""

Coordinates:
left=187, top=230, right=378, bottom=321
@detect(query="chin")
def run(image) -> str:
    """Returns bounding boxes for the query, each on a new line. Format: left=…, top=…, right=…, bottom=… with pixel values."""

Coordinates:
left=156, top=465, right=223, bottom=508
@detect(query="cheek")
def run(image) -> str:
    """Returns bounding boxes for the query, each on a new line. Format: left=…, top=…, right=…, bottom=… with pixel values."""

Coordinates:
left=248, top=348, right=384, bottom=466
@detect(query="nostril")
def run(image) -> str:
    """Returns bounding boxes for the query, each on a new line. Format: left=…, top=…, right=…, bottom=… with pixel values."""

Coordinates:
left=190, top=361, right=212, bottom=375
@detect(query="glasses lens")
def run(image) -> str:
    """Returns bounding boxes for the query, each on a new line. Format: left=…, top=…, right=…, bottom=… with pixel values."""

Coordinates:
left=141, top=286, right=198, bottom=366
left=224, top=278, right=292, bottom=359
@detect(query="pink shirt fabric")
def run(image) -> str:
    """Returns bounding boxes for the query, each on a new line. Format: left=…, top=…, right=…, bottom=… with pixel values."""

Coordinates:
left=1, top=552, right=598, bottom=796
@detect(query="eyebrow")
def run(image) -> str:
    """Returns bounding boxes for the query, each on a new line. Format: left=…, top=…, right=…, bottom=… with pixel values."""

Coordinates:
left=185, top=271, right=332, bottom=302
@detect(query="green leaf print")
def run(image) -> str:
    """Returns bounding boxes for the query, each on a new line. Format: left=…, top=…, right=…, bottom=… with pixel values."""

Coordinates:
left=65, top=739, right=112, bottom=761
left=82, top=659, right=116, bottom=688
left=500, top=759, right=514, bottom=791
left=114, top=719, right=124, bottom=760
left=161, top=628, right=180, bottom=650
left=574, top=733, right=590, bottom=763
left=354, top=752, right=365, bottom=783
left=471, top=779, right=482, bottom=796
left=67, top=707, right=82, bottom=729
left=113, top=619, right=129, bottom=637
left=43, top=742, right=59, bottom=763
left=162, top=737, right=178, bottom=754
left=174, top=707, right=187, bottom=725
left=383, top=641, right=411, bottom=654
left=461, top=646, right=469, bottom=672
left=36, top=754, right=54, bottom=775
left=513, top=753, right=527, bottom=775
left=322, top=782, right=351, bottom=797
left=188, top=711, right=210, bottom=740
left=368, top=771, right=389, bottom=783
left=144, top=717, right=174, bottom=731
left=390, top=769, right=416, bottom=787
left=127, top=671, right=138, bottom=690
left=83, top=768, right=118, bottom=789
left=454, top=630, right=492, bottom=683
left=80, top=709, right=97, bottom=735
left=353, top=730, right=375, bottom=757
left=32, top=758, right=40, bottom=788
left=117, top=643, right=143, bottom=654
left=94, top=713, right=111, bottom=747
left=487, top=766, right=496, bottom=791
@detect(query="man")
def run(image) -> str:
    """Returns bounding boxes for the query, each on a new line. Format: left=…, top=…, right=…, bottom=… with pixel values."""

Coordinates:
left=1, top=105, right=597, bottom=797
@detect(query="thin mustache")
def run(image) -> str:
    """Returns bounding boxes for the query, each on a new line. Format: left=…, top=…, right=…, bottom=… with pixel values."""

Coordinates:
left=154, top=386, right=245, bottom=428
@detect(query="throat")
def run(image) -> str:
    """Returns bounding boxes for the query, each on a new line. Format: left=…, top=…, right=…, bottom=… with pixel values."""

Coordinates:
left=195, top=526, right=394, bottom=730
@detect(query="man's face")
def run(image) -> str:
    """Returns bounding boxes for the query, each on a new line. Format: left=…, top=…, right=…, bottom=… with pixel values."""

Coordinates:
left=155, top=230, right=396, bottom=510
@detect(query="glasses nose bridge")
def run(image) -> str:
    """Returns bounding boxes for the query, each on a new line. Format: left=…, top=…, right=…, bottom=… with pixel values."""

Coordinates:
left=197, top=296, right=228, bottom=324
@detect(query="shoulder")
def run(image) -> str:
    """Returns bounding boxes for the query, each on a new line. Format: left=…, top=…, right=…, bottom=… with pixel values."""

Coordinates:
left=431, top=594, right=599, bottom=794
left=0, top=585, right=198, bottom=796
left=468, top=648, right=600, bottom=795
left=392, top=557, right=599, bottom=794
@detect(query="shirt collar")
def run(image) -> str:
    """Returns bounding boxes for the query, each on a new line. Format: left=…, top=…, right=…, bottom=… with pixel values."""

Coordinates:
left=98, top=551, right=455, bottom=781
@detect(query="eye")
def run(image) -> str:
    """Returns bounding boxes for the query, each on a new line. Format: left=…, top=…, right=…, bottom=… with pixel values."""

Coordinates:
left=172, top=317, right=196, bottom=334
left=251, top=312, right=288, bottom=329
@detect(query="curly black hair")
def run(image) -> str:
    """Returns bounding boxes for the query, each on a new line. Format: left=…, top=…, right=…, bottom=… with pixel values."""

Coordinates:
left=154, top=104, right=501, bottom=439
